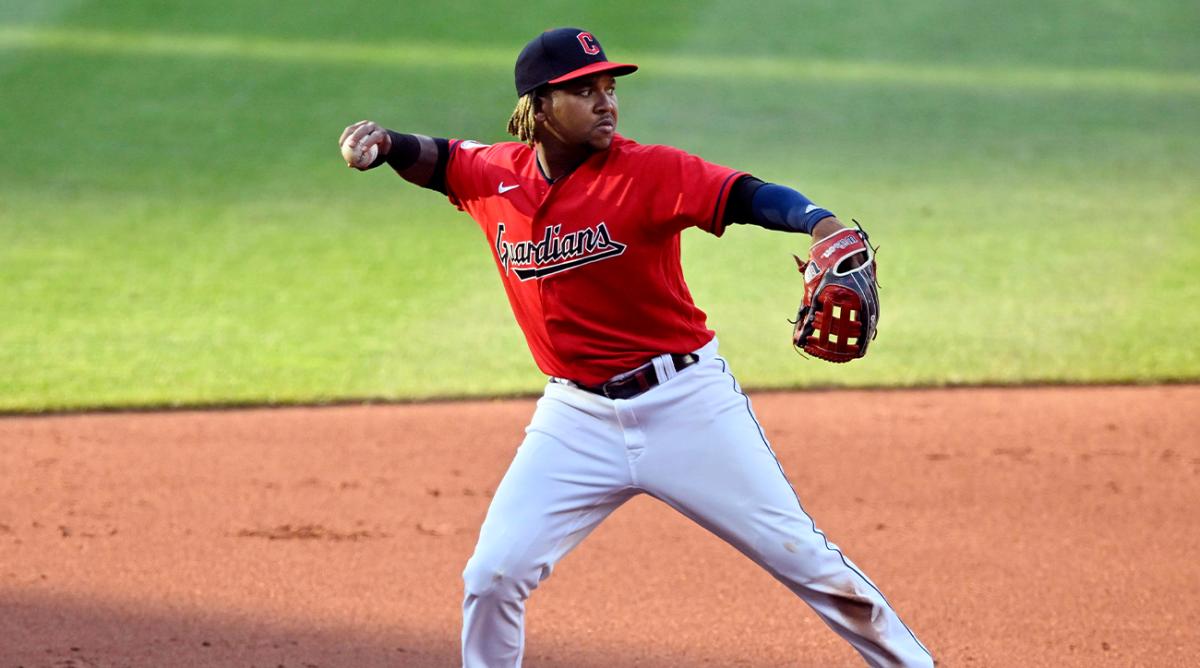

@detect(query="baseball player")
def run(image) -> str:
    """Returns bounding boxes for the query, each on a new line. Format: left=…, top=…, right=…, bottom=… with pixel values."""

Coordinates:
left=338, top=28, right=932, bottom=668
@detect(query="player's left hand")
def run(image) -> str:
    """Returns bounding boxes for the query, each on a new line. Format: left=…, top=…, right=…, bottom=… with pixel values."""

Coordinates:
left=791, top=222, right=880, bottom=363
left=810, top=217, right=864, bottom=269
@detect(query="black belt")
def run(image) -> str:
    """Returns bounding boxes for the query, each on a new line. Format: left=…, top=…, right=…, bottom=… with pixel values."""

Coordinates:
left=568, top=353, right=699, bottom=400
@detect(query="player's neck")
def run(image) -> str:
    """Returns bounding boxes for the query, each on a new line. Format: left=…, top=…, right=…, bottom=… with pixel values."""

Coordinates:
left=534, top=138, right=595, bottom=183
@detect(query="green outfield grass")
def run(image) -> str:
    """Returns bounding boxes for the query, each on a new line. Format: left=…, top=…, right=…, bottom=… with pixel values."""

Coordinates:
left=2, top=1, right=1198, bottom=411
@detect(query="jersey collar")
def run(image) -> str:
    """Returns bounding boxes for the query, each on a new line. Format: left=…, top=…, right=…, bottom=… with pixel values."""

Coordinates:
left=533, top=134, right=626, bottom=185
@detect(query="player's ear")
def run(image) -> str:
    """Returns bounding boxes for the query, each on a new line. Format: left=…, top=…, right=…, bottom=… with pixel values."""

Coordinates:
left=532, top=88, right=550, bottom=122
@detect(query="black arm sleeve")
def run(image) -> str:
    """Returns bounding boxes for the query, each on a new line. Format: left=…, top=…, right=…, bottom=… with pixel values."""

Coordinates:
left=424, top=137, right=450, bottom=195
left=724, top=175, right=766, bottom=226
left=373, top=131, right=450, bottom=195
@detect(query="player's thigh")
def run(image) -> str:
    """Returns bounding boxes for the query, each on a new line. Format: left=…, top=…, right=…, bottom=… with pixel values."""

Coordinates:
left=638, top=364, right=818, bottom=557
left=473, top=428, right=628, bottom=541
left=465, top=419, right=635, bottom=593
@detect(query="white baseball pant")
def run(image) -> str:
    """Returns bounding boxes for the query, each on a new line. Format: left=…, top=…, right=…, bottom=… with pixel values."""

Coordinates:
left=461, top=337, right=933, bottom=667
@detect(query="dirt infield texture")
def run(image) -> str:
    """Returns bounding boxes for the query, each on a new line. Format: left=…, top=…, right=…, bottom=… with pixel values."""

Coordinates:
left=2, top=385, right=1198, bottom=667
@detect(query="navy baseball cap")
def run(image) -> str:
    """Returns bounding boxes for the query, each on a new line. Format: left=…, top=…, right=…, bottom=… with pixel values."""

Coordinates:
left=514, top=28, right=638, bottom=96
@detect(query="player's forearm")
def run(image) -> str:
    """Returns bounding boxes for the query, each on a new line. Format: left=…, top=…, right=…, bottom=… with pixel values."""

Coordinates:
left=725, top=176, right=836, bottom=236
left=381, top=131, right=450, bottom=193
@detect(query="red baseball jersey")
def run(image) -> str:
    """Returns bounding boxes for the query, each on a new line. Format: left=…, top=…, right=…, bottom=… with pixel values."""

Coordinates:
left=445, top=134, right=745, bottom=385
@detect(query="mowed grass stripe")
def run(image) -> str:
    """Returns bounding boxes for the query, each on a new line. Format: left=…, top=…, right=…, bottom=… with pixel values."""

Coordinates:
left=1, top=26, right=1197, bottom=96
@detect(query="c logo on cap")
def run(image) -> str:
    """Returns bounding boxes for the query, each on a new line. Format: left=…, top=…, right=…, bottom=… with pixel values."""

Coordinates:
left=576, top=32, right=600, bottom=55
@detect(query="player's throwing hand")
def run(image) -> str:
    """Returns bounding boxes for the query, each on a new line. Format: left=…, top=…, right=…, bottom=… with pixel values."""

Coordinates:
left=339, top=120, right=392, bottom=170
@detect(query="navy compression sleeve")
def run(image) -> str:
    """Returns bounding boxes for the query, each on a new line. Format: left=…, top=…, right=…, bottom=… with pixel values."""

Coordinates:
left=724, top=176, right=835, bottom=235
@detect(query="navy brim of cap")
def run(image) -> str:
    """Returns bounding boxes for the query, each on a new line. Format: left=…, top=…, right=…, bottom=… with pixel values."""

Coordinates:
left=547, top=61, right=639, bottom=86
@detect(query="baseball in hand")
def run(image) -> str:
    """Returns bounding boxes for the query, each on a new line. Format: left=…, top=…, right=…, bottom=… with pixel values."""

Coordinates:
left=342, top=140, right=379, bottom=169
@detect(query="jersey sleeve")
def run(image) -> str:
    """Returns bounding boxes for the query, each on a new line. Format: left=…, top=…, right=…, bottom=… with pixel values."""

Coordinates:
left=644, top=145, right=747, bottom=237
left=443, top=139, right=495, bottom=212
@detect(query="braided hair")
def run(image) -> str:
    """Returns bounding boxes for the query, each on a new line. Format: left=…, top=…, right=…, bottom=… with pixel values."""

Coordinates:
left=507, top=92, right=539, bottom=145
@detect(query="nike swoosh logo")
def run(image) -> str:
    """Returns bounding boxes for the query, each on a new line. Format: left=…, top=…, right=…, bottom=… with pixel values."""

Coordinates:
left=804, top=203, right=819, bottom=214
left=498, top=182, right=520, bottom=194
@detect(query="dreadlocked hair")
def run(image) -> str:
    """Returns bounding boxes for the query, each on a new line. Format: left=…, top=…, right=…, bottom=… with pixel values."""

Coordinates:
left=507, top=92, right=538, bottom=145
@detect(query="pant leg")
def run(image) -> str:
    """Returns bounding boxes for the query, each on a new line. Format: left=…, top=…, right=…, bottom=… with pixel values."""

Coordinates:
left=462, top=386, right=636, bottom=668
left=630, top=352, right=934, bottom=668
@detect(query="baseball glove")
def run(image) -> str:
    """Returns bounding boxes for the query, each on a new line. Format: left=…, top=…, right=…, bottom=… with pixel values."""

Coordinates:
left=792, top=223, right=879, bottom=363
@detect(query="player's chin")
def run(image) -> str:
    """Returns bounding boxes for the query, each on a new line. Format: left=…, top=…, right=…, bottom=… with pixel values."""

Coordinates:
left=588, top=127, right=615, bottom=150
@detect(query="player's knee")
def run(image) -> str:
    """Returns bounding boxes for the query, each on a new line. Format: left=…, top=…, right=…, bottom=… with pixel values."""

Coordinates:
left=461, top=558, right=507, bottom=599
left=751, top=531, right=841, bottom=584
left=462, top=553, right=549, bottom=601
left=777, top=536, right=825, bottom=563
